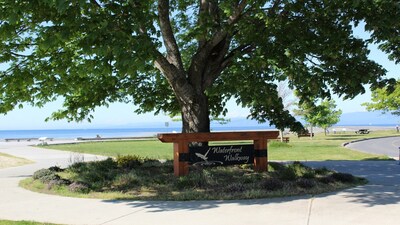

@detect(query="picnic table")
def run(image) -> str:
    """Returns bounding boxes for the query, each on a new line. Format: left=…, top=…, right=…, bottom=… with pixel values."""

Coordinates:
left=297, top=132, right=314, bottom=138
left=355, top=129, right=370, bottom=134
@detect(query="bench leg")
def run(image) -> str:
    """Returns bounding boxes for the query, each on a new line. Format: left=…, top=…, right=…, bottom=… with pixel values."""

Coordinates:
left=254, top=139, right=268, bottom=172
left=173, top=142, right=189, bottom=176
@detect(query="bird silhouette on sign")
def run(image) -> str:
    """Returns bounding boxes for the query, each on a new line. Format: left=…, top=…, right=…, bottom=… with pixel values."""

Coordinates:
left=195, top=148, right=211, bottom=162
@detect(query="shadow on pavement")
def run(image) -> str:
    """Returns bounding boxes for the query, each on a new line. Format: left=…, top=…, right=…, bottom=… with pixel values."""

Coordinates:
left=102, top=194, right=312, bottom=212
left=308, top=160, right=400, bottom=207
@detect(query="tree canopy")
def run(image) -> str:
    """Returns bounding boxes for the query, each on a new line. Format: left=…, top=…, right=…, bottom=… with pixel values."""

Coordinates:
left=0, top=0, right=398, bottom=133
left=363, top=80, right=400, bottom=116
left=297, top=99, right=342, bottom=135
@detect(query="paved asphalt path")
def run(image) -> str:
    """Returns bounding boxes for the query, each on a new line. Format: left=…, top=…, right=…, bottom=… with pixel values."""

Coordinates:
left=346, top=136, right=400, bottom=159
left=0, top=139, right=399, bottom=225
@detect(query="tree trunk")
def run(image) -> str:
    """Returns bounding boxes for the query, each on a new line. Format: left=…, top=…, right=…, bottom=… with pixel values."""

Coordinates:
left=181, top=92, right=210, bottom=134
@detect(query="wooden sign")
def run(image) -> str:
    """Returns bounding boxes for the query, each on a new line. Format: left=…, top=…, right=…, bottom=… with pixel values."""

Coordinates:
left=157, top=131, right=279, bottom=176
left=186, top=144, right=255, bottom=166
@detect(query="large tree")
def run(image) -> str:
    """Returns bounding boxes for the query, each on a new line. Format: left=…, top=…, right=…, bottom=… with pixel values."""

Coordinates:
left=298, top=99, right=342, bottom=136
left=0, top=0, right=396, bottom=134
left=363, top=80, right=400, bottom=116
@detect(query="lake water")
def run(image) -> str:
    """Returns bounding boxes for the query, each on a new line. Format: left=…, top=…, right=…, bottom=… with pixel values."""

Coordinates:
left=0, top=124, right=396, bottom=140
left=0, top=126, right=275, bottom=139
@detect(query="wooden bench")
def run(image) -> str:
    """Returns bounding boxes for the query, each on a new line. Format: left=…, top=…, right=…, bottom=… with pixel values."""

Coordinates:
left=158, top=131, right=279, bottom=176
left=273, top=137, right=289, bottom=143
left=297, top=133, right=314, bottom=138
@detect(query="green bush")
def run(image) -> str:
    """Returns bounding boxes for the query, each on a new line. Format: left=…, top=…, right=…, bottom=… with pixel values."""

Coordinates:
left=113, top=172, right=141, bottom=191
left=279, top=167, right=298, bottom=181
left=47, top=178, right=71, bottom=190
left=141, top=159, right=163, bottom=168
left=69, top=158, right=117, bottom=174
left=116, top=155, right=144, bottom=170
left=175, top=172, right=208, bottom=189
left=32, top=169, right=54, bottom=180
left=39, top=173, right=61, bottom=183
left=32, top=169, right=61, bottom=183
left=296, top=178, right=316, bottom=189
left=330, top=172, right=355, bottom=183
left=68, top=182, right=90, bottom=193
left=302, top=171, right=316, bottom=179
left=268, top=162, right=286, bottom=172
left=68, top=162, right=87, bottom=173
left=314, top=167, right=331, bottom=176
left=262, top=178, right=284, bottom=191
left=67, top=158, right=118, bottom=191
left=48, top=166, right=64, bottom=172
left=318, top=176, right=336, bottom=184
left=225, top=183, right=246, bottom=192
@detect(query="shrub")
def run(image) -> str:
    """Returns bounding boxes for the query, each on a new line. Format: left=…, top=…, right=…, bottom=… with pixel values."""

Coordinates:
left=225, top=183, right=246, bottom=193
left=47, top=179, right=71, bottom=190
left=69, top=158, right=117, bottom=173
left=262, top=178, right=284, bottom=191
left=318, top=176, right=336, bottom=184
left=302, top=171, right=316, bottom=179
left=278, top=167, right=298, bottom=181
left=32, top=169, right=54, bottom=180
left=91, top=158, right=118, bottom=170
left=67, top=158, right=118, bottom=191
left=314, top=167, right=331, bottom=176
left=39, top=173, right=61, bottom=183
left=330, top=172, right=355, bottom=183
left=68, top=162, right=87, bottom=173
left=32, top=169, right=61, bottom=183
left=141, top=159, right=162, bottom=168
left=290, top=161, right=312, bottom=175
left=268, top=162, right=285, bottom=172
left=68, top=182, right=90, bottom=193
left=116, top=155, right=144, bottom=169
left=48, top=166, right=64, bottom=172
left=296, top=178, right=316, bottom=189
left=175, top=172, right=208, bottom=189
left=112, top=172, right=141, bottom=191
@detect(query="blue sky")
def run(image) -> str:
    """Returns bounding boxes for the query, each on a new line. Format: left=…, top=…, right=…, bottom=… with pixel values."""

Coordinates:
left=1, top=28, right=399, bottom=130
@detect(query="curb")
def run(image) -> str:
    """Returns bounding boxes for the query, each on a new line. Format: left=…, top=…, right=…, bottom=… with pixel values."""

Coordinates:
left=342, top=135, right=400, bottom=147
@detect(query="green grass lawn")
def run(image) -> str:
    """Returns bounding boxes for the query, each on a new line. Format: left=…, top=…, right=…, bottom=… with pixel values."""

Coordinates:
left=44, top=139, right=172, bottom=159
left=42, top=130, right=398, bottom=161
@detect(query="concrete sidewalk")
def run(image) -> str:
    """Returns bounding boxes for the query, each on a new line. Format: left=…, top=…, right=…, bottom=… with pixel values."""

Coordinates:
left=0, top=141, right=399, bottom=225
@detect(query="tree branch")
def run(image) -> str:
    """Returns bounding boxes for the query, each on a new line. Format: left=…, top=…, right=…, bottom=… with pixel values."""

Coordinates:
left=10, top=51, right=30, bottom=57
left=153, top=50, right=194, bottom=104
left=157, top=0, right=184, bottom=71
left=203, top=43, right=254, bottom=89
left=191, top=1, right=250, bottom=90
left=90, top=0, right=101, bottom=8
left=228, top=0, right=248, bottom=24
